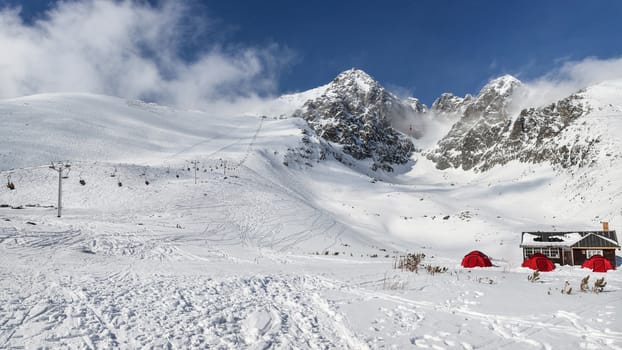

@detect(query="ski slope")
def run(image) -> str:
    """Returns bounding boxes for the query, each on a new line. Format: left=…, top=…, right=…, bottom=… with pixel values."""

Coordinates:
left=0, top=93, right=621, bottom=349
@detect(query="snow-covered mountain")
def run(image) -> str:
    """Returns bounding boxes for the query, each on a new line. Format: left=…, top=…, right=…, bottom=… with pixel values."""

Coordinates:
left=426, top=75, right=523, bottom=170
left=292, top=69, right=422, bottom=172
left=431, top=92, right=473, bottom=117
left=272, top=68, right=612, bottom=176
left=1, top=72, right=621, bottom=349
left=0, top=93, right=269, bottom=170
left=406, top=96, right=427, bottom=113
left=424, top=74, right=622, bottom=177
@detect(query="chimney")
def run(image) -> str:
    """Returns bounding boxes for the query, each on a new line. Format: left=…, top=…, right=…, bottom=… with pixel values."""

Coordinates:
left=602, top=221, right=609, bottom=232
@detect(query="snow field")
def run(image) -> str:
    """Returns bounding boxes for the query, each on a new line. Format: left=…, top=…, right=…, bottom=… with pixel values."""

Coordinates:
left=2, top=156, right=620, bottom=349
left=0, top=92, right=621, bottom=349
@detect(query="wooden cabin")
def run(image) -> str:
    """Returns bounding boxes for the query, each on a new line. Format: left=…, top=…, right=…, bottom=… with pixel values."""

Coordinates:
left=520, top=230, right=619, bottom=267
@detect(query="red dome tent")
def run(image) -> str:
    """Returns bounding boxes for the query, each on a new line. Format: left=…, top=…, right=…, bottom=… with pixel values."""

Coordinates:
left=461, top=250, right=492, bottom=268
left=581, top=255, right=614, bottom=272
left=522, top=253, right=555, bottom=272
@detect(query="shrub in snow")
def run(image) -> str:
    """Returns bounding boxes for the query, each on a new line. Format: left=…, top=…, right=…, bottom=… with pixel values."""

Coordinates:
left=580, top=275, right=590, bottom=292
left=561, top=281, right=572, bottom=295
left=395, top=253, right=425, bottom=272
left=593, top=277, right=607, bottom=293
left=425, top=265, right=448, bottom=275
left=527, top=270, right=541, bottom=282
left=574, top=276, right=607, bottom=294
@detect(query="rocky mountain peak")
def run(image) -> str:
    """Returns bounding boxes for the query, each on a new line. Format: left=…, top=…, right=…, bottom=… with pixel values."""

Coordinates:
left=426, top=75, right=524, bottom=170
left=293, top=68, right=417, bottom=172
left=282, top=69, right=611, bottom=175
left=331, top=68, right=379, bottom=94
left=425, top=72, right=600, bottom=171
left=429, top=76, right=520, bottom=119
left=484, top=74, right=521, bottom=95
left=463, top=75, right=521, bottom=120
left=407, top=97, right=427, bottom=113
left=431, top=93, right=472, bottom=115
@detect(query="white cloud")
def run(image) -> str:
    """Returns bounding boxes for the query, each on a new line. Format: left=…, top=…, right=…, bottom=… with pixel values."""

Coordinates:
left=0, top=0, right=292, bottom=115
left=554, top=56, right=622, bottom=86
left=512, top=56, right=622, bottom=112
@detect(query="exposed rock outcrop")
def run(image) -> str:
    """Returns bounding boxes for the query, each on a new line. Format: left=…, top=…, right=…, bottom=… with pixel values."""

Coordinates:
left=294, top=69, right=419, bottom=171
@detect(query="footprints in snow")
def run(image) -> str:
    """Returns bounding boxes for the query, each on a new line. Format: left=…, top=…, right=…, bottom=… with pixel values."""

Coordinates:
left=0, top=273, right=358, bottom=349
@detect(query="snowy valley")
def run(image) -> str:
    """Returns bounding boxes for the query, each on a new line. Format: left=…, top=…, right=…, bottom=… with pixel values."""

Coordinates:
left=1, top=70, right=621, bottom=349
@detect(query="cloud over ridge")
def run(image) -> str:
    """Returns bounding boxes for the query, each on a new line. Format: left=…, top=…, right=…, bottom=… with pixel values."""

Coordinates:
left=510, top=56, right=622, bottom=112
left=0, top=0, right=291, bottom=113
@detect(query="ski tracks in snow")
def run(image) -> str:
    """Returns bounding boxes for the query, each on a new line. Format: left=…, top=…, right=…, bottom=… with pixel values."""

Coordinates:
left=0, top=271, right=366, bottom=349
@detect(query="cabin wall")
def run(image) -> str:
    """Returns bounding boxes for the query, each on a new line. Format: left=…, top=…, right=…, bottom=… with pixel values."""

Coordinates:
left=573, top=250, right=587, bottom=266
left=563, top=250, right=572, bottom=265
left=522, top=247, right=562, bottom=264
left=603, top=250, right=617, bottom=267
left=573, top=249, right=618, bottom=266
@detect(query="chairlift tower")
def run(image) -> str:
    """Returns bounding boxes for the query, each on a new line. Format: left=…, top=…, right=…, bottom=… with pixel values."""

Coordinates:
left=190, top=160, right=200, bottom=184
left=50, top=161, right=70, bottom=217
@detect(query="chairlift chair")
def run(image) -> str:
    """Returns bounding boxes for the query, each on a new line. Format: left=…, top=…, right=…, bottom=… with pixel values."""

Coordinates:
left=6, top=175, right=15, bottom=190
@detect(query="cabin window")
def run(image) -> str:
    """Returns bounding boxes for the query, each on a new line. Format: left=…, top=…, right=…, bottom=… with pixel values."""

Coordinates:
left=524, top=247, right=560, bottom=258
left=585, top=250, right=603, bottom=258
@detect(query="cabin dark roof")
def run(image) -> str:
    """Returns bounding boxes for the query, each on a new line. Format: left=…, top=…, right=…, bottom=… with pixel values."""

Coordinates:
left=520, top=231, right=620, bottom=249
left=572, top=233, right=619, bottom=248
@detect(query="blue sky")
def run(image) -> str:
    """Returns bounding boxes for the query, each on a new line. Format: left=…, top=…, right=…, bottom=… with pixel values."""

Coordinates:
left=199, top=0, right=622, bottom=103
left=2, top=0, right=622, bottom=106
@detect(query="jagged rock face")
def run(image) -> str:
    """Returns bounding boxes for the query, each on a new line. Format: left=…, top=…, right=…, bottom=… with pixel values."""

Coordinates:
left=500, top=93, right=593, bottom=169
left=407, top=97, right=427, bottom=113
left=427, top=75, right=522, bottom=170
left=294, top=69, right=416, bottom=172
left=431, top=93, right=472, bottom=115
left=462, top=75, right=520, bottom=119
left=427, top=74, right=594, bottom=171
